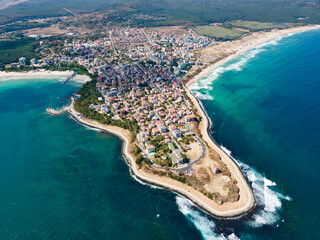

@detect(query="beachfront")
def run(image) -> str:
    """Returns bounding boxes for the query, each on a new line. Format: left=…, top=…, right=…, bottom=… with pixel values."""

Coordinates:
left=0, top=70, right=91, bottom=83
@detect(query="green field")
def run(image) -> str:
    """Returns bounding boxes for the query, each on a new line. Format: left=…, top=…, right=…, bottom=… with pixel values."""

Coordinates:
left=194, top=25, right=245, bottom=41
left=229, top=20, right=298, bottom=31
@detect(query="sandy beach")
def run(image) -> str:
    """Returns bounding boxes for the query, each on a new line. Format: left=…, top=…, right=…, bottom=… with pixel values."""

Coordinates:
left=186, top=25, right=320, bottom=88
left=0, top=70, right=91, bottom=82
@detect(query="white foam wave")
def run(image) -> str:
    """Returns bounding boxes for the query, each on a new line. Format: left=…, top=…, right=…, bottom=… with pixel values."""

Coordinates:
left=190, top=48, right=265, bottom=91
left=239, top=162, right=292, bottom=228
left=226, top=233, right=240, bottom=240
left=191, top=32, right=299, bottom=92
left=256, top=32, right=296, bottom=48
left=83, top=124, right=102, bottom=132
left=176, top=196, right=239, bottom=240
left=194, top=91, right=214, bottom=100
left=221, top=145, right=232, bottom=156
left=130, top=172, right=161, bottom=189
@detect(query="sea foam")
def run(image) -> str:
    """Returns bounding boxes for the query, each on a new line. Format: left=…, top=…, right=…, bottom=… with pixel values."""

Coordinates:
left=190, top=33, right=296, bottom=93
left=176, top=144, right=292, bottom=238
left=190, top=48, right=265, bottom=92
left=176, top=196, right=240, bottom=240
left=194, top=91, right=214, bottom=100
left=239, top=161, right=292, bottom=228
left=220, top=145, right=290, bottom=227
left=130, top=170, right=162, bottom=189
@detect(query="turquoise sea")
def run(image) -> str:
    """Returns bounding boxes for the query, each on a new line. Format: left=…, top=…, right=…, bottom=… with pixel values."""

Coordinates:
left=0, top=29, right=319, bottom=239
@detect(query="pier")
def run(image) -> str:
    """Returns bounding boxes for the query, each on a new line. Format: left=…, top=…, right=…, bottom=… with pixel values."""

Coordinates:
left=46, top=98, right=74, bottom=115
left=46, top=107, right=68, bottom=115
left=63, top=72, right=77, bottom=83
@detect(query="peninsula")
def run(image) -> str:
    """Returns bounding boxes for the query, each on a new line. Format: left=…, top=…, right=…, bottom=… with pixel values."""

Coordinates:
left=5, top=22, right=319, bottom=218
left=42, top=27, right=258, bottom=217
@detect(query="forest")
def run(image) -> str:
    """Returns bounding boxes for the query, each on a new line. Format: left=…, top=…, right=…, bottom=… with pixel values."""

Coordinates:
left=0, top=0, right=319, bottom=25
left=0, top=39, right=38, bottom=67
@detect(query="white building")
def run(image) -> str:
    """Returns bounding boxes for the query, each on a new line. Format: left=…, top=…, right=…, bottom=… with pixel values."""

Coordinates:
left=19, top=57, right=26, bottom=66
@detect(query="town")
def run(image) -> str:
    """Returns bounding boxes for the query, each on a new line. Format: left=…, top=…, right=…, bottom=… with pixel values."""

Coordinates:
left=15, top=27, right=213, bottom=169
left=13, top=25, right=249, bottom=209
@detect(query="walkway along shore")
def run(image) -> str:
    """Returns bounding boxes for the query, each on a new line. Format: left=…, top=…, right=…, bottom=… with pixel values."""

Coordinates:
left=50, top=96, right=256, bottom=218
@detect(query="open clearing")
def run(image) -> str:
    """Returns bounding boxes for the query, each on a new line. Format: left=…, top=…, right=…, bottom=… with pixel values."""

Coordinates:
left=194, top=25, right=245, bottom=41
left=229, top=20, right=297, bottom=31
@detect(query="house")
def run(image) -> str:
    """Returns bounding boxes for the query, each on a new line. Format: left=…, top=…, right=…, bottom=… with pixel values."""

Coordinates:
left=169, top=124, right=176, bottom=132
left=158, top=124, right=167, bottom=133
left=185, top=114, right=196, bottom=122
left=170, top=150, right=183, bottom=164
left=143, top=137, right=150, bottom=142
left=178, top=119, right=185, bottom=125
left=173, top=129, right=182, bottom=138
left=147, top=145, right=156, bottom=154
left=152, top=127, right=160, bottom=135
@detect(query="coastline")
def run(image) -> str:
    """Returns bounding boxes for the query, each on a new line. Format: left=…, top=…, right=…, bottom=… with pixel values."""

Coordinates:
left=185, top=25, right=320, bottom=88
left=6, top=24, right=319, bottom=218
left=64, top=96, right=256, bottom=218
left=0, top=70, right=91, bottom=83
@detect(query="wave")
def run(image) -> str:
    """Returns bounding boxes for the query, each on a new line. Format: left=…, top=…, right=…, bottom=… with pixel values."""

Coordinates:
left=220, top=144, right=292, bottom=227
left=176, top=144, right=292, bottom=238
left=190, top=32, right=298, bottom=92
left=221, top=145, right=232, bottom=156
left=176, top=196, right=240, bottom=240
left=256, top=32, right=297, bottom=49
left=130, top=172, right=162, bottom=189
left=193, top=91, right=214, bottom=100
left=219, top=145, right=289, bottom=227
left=239, top=161, right=292, bottom=228
left=83, top=124, right=102, bottom=132
left=190, top=48, right=265, bottom=91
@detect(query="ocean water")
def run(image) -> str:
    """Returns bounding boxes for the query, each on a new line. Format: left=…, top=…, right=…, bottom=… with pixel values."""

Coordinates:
left=191, top=29, right=320, bottom=239
left=0, top=29, right=319, bottom=240
left=0, top=78, right=206, bottom=240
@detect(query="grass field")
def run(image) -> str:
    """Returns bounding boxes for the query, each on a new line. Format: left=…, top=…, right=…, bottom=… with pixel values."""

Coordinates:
left=229, top=20, right=298, bottom=31
left=194, top=25, right=245, bottom=41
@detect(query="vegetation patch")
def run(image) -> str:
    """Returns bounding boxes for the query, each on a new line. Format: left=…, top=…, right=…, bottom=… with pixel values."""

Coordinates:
left=193, top=25, right=245, bottom=41
left=228, top=20, right=298, bottom=31
left=0, top=39, right=38, bottom=67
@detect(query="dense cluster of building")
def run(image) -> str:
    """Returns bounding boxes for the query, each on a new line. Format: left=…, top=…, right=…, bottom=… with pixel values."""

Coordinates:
left=15, top=27, right=212, bottom=166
